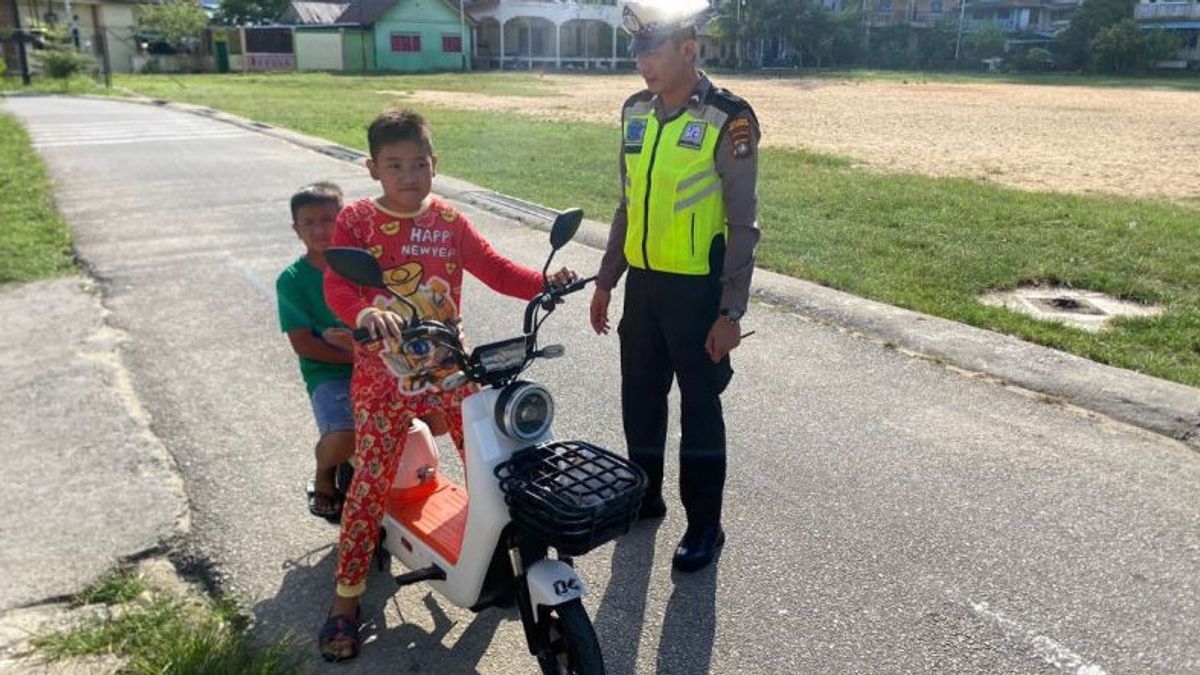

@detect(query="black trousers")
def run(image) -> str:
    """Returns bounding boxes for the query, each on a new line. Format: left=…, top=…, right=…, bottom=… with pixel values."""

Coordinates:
left=619, top=268, right=733, bottom=530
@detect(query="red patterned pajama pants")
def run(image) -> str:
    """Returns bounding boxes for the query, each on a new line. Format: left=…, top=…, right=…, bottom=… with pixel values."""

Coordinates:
left=334, top=356, right=466, bottom=598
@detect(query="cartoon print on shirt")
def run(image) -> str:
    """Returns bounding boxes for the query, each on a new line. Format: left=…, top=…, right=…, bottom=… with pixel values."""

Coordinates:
left=368, top=262, right=461, bottom=395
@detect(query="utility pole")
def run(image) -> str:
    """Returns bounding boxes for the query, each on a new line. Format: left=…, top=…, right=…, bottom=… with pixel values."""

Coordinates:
left=459, top=0, right=466, bottom=71
left=954, top=0, right=967, bottom=61
left=64, top=0, right=79, bottom=48
left=9, top=0, right=31, bottom=85
left=736, top=0, right=742, bottom=70
left=864, top=0, right=871, bottom=54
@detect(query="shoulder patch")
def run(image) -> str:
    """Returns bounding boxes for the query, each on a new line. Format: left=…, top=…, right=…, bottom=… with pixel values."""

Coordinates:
left=727, top=114, right=756, bottom=160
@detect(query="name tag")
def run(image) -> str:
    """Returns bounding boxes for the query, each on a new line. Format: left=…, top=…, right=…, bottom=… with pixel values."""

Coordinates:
left=678, top=121, right=707, bottom=150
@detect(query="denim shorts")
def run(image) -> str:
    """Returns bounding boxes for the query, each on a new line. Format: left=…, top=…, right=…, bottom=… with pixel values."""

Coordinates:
left=310, top=378, right=354, bottom=437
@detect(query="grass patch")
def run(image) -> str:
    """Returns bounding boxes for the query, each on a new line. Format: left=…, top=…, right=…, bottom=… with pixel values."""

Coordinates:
left=73, top=570, right=149, bottom=607
left=0, top=112, right=76, bottom=284
left=111, top=73, right=1200, bottom=386
left=38, top=568, right=308, bottom=675
left=0, top=75, right=110, bottom=94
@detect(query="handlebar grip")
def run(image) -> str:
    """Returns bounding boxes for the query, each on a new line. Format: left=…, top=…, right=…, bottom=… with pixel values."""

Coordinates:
left=353, top=327, right=373, bottom=343
left=547, top=275, right=597, bottom=298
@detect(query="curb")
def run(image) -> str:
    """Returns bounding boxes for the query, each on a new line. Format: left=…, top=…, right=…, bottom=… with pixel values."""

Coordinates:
left=16, top=92, right=1198, bottom=452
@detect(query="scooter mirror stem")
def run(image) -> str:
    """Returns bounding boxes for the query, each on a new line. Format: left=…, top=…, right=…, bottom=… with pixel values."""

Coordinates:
left=385, top=289, right=422, bottom=319
left=541, top=249, right=557, bottom=288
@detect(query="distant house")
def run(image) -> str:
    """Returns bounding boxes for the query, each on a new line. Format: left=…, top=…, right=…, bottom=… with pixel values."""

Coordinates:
left=2, top=0, right=168, bottom=74
left=866, top=0, right=963, bottom=27
left=1134, top=0, right=1200, bottom=68
left=330, top=0, right=475, bottom=71
left=962, top=0, right=1080, bottom=43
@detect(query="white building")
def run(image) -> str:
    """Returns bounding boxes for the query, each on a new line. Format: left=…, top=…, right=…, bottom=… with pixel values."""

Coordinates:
left=466, top=0, right=631, bottom=69
left=1134, top=0, right=1200, bottom=67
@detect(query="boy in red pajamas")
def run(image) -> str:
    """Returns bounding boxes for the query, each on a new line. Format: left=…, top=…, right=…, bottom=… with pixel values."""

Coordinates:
left=317, top=110, right=576, bottom=662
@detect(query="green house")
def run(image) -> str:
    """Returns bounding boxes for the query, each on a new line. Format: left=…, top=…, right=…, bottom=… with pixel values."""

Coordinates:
left=335, top=0, right=474, bottom=72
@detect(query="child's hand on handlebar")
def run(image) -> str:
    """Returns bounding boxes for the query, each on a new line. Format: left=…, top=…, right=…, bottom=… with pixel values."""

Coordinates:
left=546, top=267, right=579, bottom=290
left=358, top=307, right=407, bottom=342
left=322, top=327, right=357, bottom=352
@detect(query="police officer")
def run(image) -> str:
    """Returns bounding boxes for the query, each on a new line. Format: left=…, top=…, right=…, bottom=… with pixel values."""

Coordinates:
left=590, top=0, right=761, bottom=573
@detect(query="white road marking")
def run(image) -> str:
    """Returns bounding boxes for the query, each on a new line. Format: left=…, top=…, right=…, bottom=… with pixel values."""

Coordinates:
left=30, top=120, right=250, bottom=149
left=969, top=600, right=1109, bottom=675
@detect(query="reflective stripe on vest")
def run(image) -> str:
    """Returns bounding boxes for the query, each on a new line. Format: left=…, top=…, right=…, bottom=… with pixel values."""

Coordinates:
left=623, top=101, right=730, bottom=276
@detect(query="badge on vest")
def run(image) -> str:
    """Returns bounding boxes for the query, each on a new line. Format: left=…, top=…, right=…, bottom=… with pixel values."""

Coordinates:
left=625, top=119, right=646, bottom=153
left=678, top=121, right=707, bottom=150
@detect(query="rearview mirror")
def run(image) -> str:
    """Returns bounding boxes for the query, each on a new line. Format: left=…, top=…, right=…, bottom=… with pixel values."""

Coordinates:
left=326, top=247, right=386, bottom=289
left=549, top=208, right=584, bottom=251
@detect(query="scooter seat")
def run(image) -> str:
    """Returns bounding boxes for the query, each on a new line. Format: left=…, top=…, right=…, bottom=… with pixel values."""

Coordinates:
left=387, top=476, right=468, bottom=566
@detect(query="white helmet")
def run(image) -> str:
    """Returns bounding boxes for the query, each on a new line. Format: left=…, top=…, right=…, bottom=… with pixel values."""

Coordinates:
left=620, top=0, right=712, bottom=56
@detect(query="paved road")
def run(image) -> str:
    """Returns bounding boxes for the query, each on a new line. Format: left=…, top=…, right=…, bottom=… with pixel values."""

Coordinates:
left=5, top=96, right=1198, bottom=675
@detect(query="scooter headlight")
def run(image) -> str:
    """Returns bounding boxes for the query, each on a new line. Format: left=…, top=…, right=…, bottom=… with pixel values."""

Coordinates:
left=497, top=383, right=555, bottom=442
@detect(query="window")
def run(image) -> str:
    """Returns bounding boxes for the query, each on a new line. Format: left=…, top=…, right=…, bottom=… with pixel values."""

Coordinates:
left=391, top=33, right=421, bottom=53
left=878, top=0, right=893, bottom=13
left=442, top=34, right=462, bottom=53
left=931, top=0, right=944, bottom=13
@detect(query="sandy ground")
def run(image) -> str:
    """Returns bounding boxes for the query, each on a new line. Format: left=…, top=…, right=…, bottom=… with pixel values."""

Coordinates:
left=391, top=74, right=1200, bottom=199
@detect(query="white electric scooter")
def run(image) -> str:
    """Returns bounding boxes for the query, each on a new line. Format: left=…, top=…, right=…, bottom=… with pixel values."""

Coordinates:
left=325, top=209, right=645, bottom=675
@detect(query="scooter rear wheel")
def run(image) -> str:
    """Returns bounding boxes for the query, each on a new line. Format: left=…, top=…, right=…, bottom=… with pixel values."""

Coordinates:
left=536, top=599, right=604, bottom=675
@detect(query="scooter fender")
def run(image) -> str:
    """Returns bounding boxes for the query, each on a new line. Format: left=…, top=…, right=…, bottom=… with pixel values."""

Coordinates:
left=526, top=559, right=585, bottom=617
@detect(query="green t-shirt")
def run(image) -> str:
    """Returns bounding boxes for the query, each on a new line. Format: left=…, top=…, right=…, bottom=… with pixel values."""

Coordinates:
left=276, top=256, right=353, bottom=395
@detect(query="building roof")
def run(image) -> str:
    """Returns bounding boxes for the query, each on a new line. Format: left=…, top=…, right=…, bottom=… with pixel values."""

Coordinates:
left=282, top=1, right=351, bottom=24
left=336, top=0, right=476, bottom=26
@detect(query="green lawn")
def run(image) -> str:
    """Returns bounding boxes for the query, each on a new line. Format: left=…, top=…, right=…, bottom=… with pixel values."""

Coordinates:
left=0, top=112, right=75, bottom=284
left=109, top=72, right=1200, bottom=387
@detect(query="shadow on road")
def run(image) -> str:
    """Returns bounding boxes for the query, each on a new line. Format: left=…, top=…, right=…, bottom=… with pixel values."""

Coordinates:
left=594, top=520, right=661, bottom=674
left=251, top=538, right=507, bottom=673
left=657, top=553, right=720, bottom=674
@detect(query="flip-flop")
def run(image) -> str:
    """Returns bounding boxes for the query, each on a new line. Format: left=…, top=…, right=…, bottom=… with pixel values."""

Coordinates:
left=306, top=478, right=342, bottom=522
left=318, top=608, right=360, bottom=662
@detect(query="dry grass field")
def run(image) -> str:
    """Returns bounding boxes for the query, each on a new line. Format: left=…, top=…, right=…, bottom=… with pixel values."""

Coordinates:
left=399, top=74, right=1200, bottom=199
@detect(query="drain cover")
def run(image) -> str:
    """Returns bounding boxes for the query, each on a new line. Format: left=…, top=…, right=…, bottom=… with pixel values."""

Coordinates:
left=980, top=285, right=1162, bottom=332
left=1030, top=296, right=1106, bottom=316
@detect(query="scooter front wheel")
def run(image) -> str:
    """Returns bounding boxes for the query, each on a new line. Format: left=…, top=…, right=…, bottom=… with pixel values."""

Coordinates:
left=536, top=599, right=604, bottom=675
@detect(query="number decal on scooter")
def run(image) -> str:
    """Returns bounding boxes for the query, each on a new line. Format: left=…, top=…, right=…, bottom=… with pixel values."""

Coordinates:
left=553, top=578, right=582, bottom=596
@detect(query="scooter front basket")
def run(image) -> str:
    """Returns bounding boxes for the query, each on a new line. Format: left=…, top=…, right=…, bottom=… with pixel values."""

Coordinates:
left=495, top=441, right=647, bottom=556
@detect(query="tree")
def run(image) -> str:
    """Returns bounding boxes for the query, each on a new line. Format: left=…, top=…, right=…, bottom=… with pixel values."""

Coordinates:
left=1013, top=46, right=1054, bottom=71
left=1090, top=19, right=1181, bottom=73
left=214, top=0, right=290, bottom=26
left=1058, top=0, right=1138, bottom=70
left=34, top=27, right=94, bottom=90
left=137, top=1, right=208, bottom=53
left=966, top=24, right=1006, bottom=61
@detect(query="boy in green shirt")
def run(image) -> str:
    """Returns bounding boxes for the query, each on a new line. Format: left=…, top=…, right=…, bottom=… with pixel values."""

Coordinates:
left=276, top=182, right=356, bottom=521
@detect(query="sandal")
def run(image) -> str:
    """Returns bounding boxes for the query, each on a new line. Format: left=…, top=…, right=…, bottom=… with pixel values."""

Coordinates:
left=318, top=609, right=361, bottom=662
left=306, top=478, right=342, bottom=523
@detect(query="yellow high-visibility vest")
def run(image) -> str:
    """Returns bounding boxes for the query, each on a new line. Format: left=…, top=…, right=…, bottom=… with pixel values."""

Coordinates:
left=622, top=90, right=745, bottom=275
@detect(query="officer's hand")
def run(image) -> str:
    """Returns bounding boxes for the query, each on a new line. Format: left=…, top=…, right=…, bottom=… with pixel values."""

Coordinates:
left=590, top=288, right=612, bottom=335
left=706, top=316, right=742, bottom=363
left=358, top=308, right=406, bottom=341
